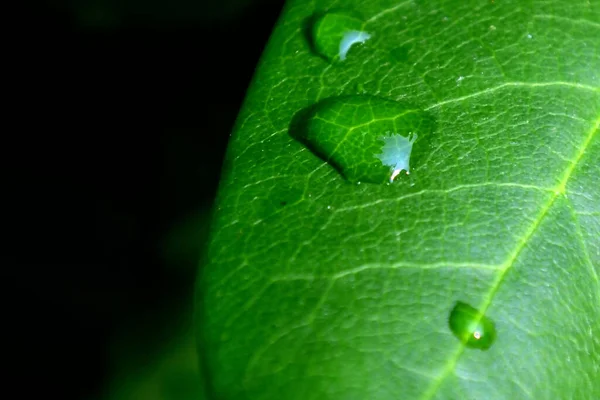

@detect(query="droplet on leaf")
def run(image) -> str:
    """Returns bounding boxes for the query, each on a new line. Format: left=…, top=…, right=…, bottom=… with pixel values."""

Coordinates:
left=448, top=301, right=497, bottom=350
left=289, top=95, right=435, bottom=184
left=310, top=11, right=371, bottom=62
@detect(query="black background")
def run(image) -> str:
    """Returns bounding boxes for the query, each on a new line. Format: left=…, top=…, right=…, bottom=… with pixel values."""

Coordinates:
left=8, top=0, right=284, bottom=398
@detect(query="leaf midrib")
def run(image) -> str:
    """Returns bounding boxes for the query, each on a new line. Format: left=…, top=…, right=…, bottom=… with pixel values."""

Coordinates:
left=229, top=2, right=600, bottom=395
left=420, top=113, right=600, bottom=400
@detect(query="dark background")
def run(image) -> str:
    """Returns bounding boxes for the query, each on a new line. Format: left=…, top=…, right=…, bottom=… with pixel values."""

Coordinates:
left=8, top=0, right=284, bottom=398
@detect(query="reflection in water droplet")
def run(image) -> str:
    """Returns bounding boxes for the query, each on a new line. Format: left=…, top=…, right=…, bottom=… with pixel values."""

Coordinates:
left=310, top=11, right=371, bottom=62
left=289, top=95, right=435, bottom=184
left=377, top=132, right=418, bottom=182
left=339, top=30, right=371, bottom=60
left=449, top=301, right=496, bottom=350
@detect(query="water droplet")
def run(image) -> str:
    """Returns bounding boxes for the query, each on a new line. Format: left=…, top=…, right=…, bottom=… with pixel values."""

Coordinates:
left=310, top=11, right=371, bottom=62
left=449, top=301, right=497, bottom=350
left=289, top=95, right=435, bottom=184
left=489, top=25, right=496, bottom=31
left=527, top=33, right=533, bottom=39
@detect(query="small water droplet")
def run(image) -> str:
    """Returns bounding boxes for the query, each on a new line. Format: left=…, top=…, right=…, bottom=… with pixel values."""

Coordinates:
left=489, top=25, right=496, bottom=31
left=309, top=11, right=371, bottom=62
left=449, top=301, right=497, bottom=350
left=289, top=95, right=435, bottom=184
left=527, top=33, right=532, bottom=39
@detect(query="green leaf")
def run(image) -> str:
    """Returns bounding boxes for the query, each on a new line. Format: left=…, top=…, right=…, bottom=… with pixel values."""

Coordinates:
left=196, top=1, right=600, bottom=399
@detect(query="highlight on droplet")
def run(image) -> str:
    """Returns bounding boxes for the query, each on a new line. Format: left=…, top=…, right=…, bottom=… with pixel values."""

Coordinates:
left=309, top=11, right=371, bottom=62
left=376, top=132, right=418, bottom=182
left=339, top=30, right=371, bottom=61
left=448, top=301, right=497, bottom=350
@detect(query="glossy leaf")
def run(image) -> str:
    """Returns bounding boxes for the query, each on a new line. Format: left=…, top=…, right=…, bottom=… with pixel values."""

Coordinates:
left=197, top=0, right=600, bottom=399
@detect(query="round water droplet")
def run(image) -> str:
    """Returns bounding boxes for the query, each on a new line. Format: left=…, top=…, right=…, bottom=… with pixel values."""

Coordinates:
left=289, top=95, right=435, bottom=184
left=448, top=301, right=497, bottom=350
left=310, top=11, right=371, bottom=62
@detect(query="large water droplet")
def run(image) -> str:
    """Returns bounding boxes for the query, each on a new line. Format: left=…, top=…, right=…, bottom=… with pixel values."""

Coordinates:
left=448, top=301, right=496, bottom=350
left=290, top=95, right=435, bottom=184
left=310, top=11, right=371, bottom=62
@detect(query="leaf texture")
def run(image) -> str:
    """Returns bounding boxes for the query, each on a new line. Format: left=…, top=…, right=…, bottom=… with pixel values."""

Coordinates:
left=196, top=1, right=600, bottom=399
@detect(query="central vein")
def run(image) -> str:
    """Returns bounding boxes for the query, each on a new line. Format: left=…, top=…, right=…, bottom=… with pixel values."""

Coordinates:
left=419, top=115, right=600, bottom=399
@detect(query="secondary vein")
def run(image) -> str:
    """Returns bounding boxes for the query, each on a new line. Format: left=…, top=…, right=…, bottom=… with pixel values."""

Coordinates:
left=420, top=114, right=600, bottom=400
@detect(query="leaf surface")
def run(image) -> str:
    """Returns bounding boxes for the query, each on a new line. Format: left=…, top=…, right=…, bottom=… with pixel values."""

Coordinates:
left=196, top=1, right=600, bottom=399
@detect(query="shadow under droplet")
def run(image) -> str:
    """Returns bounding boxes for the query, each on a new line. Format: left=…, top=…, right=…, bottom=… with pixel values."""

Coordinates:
left=289, top=100, right=340, bottom=168
left=302, top=13, right=322, bottom=54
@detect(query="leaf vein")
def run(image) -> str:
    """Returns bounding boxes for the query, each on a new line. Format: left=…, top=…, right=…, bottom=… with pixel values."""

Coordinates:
left=534, top=14, right=600, bottom=29
left=425, top=81, right=600, bottom=111
left=337, top=182, right=552, bottom=212
left=364, top=0, right=414, bottom=24
left=565, top=197, right=600, bottom=294
left=419, top=114, right=600, bottom=400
